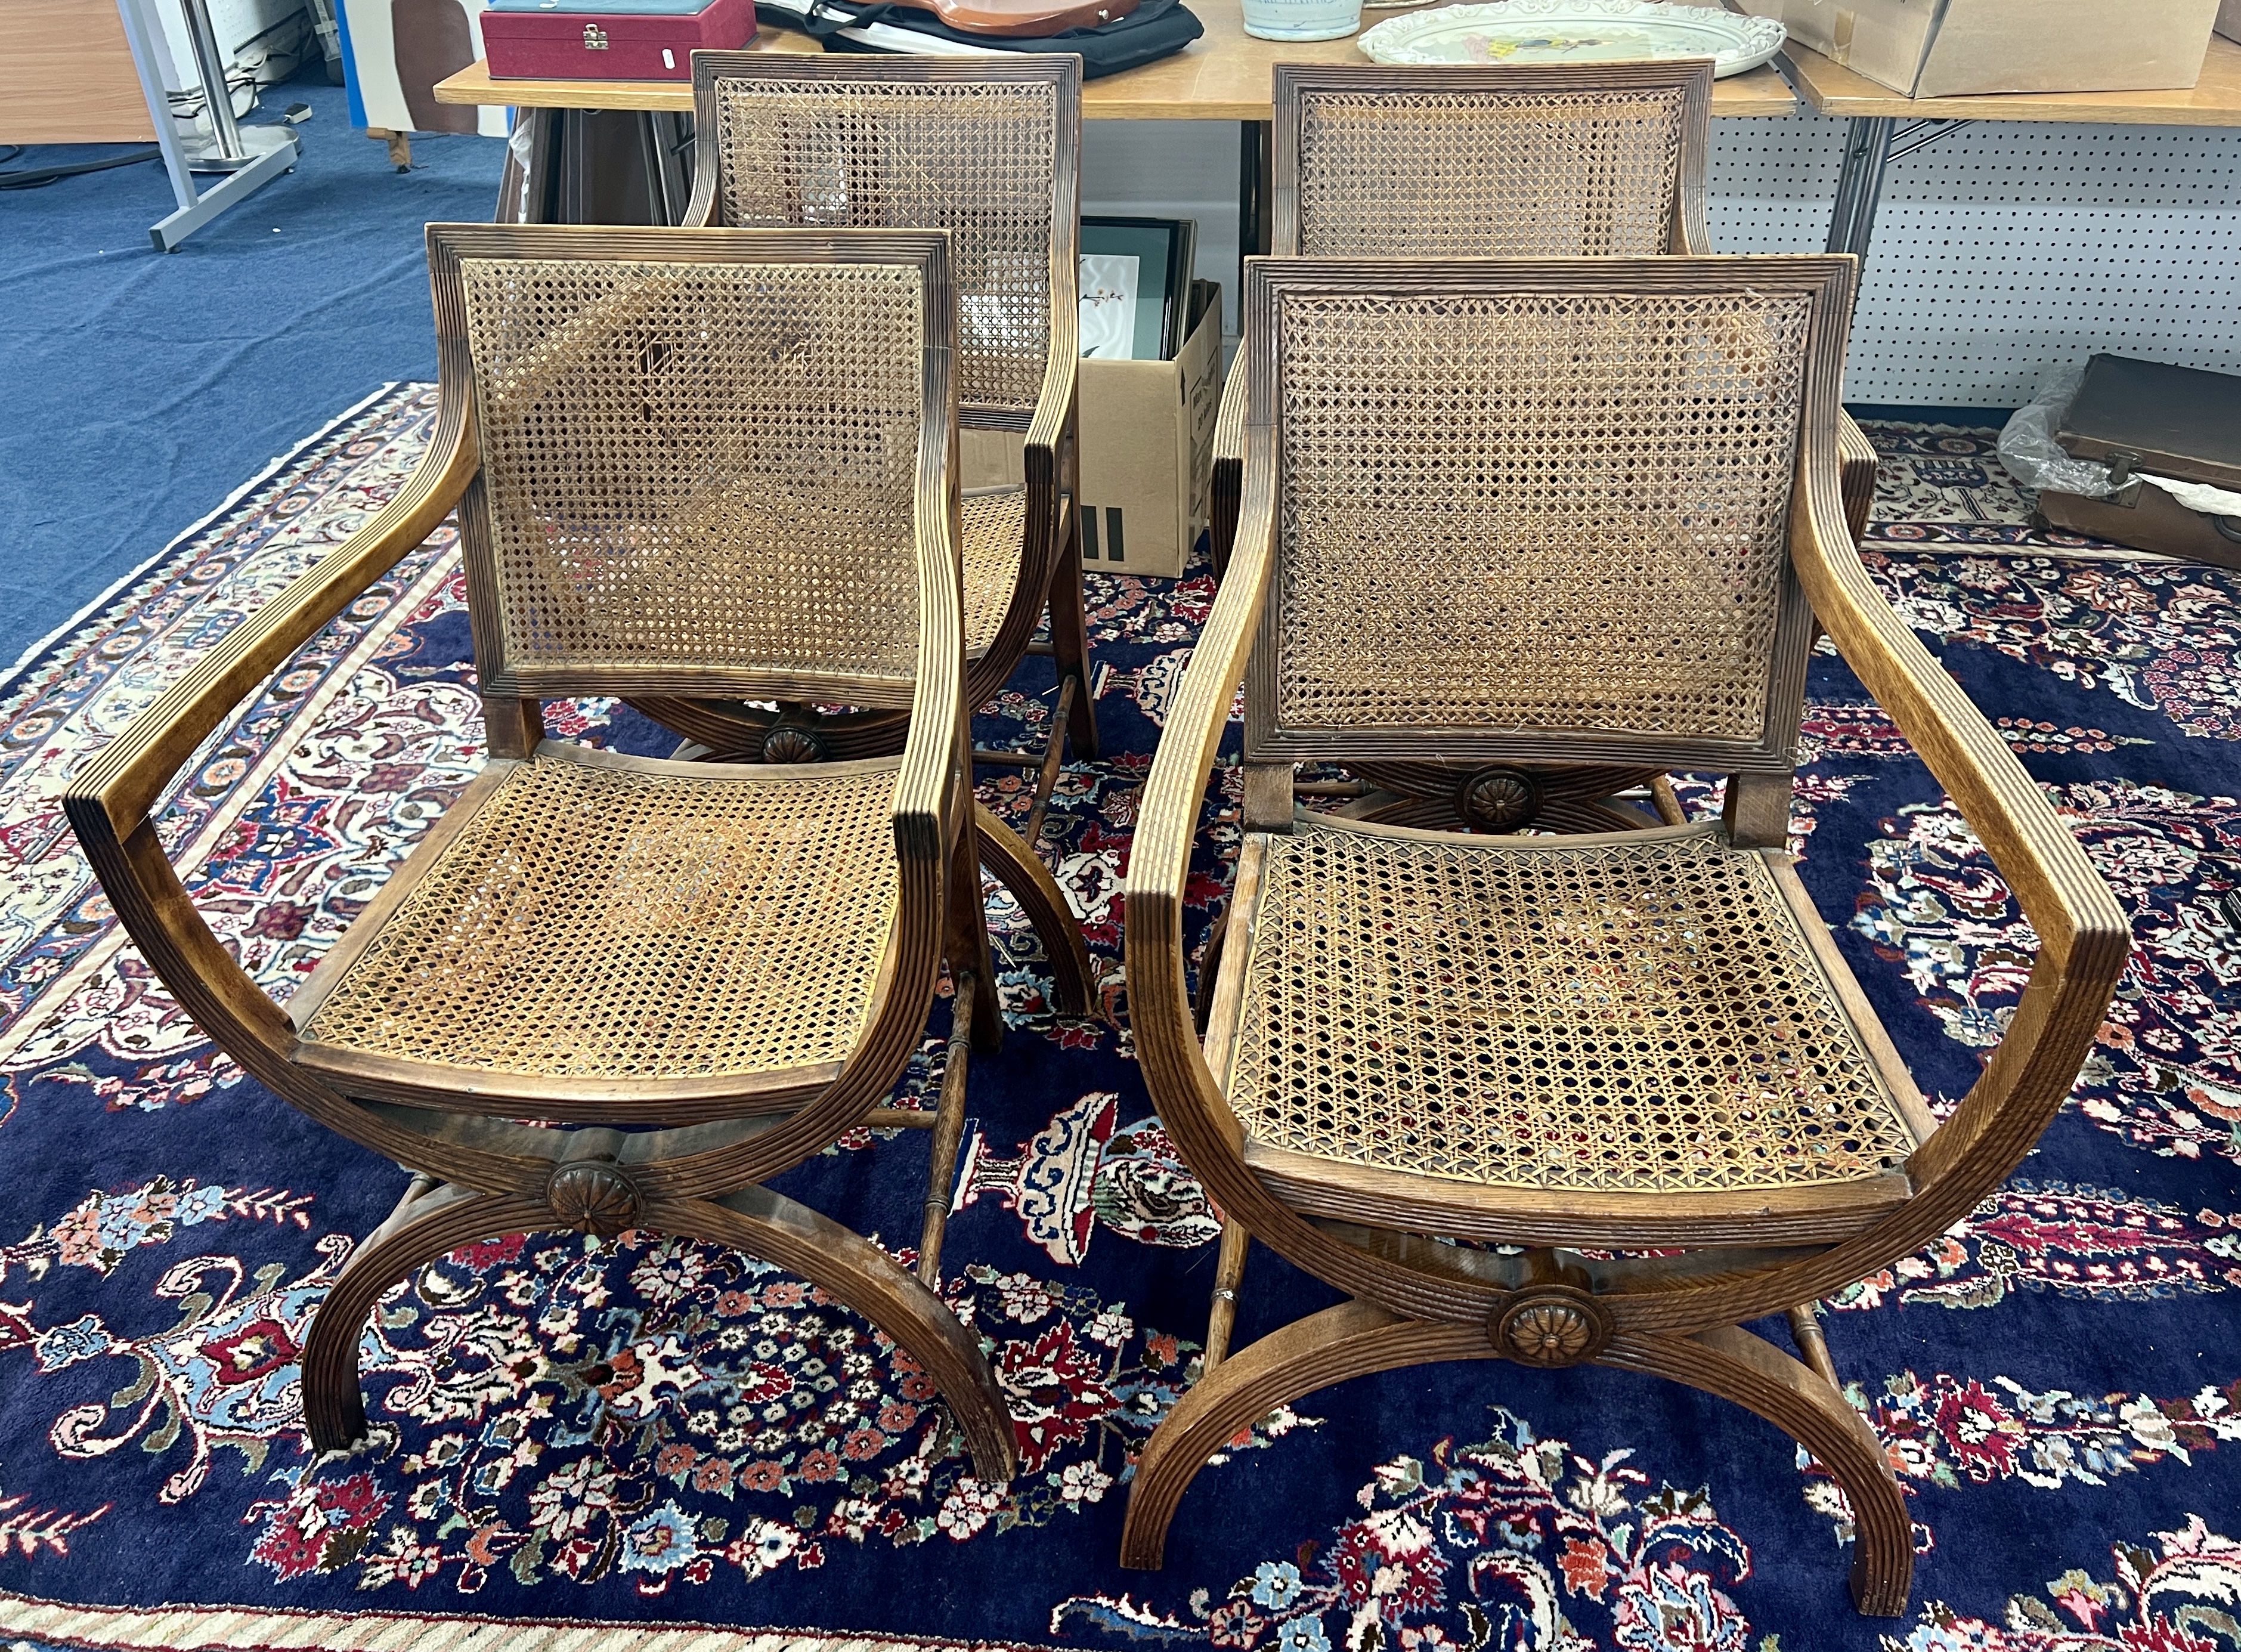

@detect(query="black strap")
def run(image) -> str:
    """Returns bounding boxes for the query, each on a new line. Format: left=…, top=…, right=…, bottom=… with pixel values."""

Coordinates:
left=776, top=0, right=1203, bottom=72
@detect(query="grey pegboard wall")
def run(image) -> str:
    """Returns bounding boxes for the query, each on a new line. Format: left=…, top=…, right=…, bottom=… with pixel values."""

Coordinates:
left=1708, top=109, right=2241, bottom=407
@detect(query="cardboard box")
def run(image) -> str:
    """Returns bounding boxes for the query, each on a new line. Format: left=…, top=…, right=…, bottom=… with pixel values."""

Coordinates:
left=959, top=281, right=1219, bottom=581
left=2218, top=0, right=2241, bottom=45
left=1079, top=280, right=1222, bottom=580
left=1735, top=0, right=2219, bottom=97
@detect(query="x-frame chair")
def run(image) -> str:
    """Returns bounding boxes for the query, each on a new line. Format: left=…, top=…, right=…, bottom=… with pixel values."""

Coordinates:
left=65, top=225, right=1026, bottom=1478
left=1123, top=254, right=2127, bottom=1614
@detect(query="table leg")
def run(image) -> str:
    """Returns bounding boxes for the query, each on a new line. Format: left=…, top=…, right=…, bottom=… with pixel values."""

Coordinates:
left=1239, top=119, right=1272, bottom=301
left=1824, top=115, right=1894, bottom=260
left=649, top=110, right=696, bottom=225
left=494, top=107, right=558, bottom=224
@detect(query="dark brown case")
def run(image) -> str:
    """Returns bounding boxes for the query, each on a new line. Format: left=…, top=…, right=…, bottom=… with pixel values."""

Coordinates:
left=2038, top=353, right=2241, bottom=566
left=2056, top=352, right=2241, bottom=491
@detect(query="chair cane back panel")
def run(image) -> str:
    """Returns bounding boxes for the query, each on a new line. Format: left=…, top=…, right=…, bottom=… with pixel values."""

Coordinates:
left=1248, top=267, right=1821, bottom=769
left=1221, top=819, right=1917, bottom=1199
left=299, top=750, right=902, bottom=1085
left=962, top=487, right=1027, bottom=658
left=703, top=67, right=1070, bottom=423
left=454, top=252, right=930, bottom=698
left=1284, top=72, right=1701, bottom=259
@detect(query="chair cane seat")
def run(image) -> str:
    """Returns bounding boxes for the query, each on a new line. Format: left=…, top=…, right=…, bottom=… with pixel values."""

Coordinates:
left=291, top=745, right=902, bottom=1106
left=962, top=485, right=1027, bottom=662
left=1214, top=818, right=1929, bottom=1241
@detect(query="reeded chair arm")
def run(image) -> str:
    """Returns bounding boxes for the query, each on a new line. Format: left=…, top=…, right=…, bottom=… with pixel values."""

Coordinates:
left=60, top=398, right=482, bottom=1084
left=1788, top=443, right=2129, bottom=1214
left=1835, top=414, right=1880, bottom=545
left=1018, top=287, right=1079, bottom=589
left=1025, top=292, right=1079, bottom=474
left=894, top=342, right=971, bottom=867
left=1208, top=348, right=1248, bottom=577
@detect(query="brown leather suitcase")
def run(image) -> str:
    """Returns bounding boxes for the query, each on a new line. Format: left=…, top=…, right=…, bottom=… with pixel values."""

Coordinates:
left=2036, top=353, right=2241, bottom=568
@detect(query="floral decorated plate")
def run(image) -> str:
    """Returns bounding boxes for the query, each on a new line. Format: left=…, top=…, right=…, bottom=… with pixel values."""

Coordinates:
left=1357, top=0, right=1784, bottom=76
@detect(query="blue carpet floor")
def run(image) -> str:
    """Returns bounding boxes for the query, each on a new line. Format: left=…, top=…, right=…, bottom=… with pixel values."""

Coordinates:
left=0, top=70, right=506, bottom=672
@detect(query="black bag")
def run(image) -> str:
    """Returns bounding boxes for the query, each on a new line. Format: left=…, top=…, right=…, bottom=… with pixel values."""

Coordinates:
left=755, top=0, right=1203, bottom=76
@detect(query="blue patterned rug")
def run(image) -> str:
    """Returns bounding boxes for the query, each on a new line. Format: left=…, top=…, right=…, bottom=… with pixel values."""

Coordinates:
left=4, top=389, right=2239, bottom=1652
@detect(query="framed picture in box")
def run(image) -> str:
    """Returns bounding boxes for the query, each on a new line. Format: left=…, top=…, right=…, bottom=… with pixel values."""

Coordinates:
left=1079, top=216, right=1194, bottom=361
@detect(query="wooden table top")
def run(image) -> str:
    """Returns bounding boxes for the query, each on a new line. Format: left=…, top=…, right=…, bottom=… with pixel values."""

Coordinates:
left=435, top=7, right=1799, bottom=122
left=1778, top=33, right=2241, bottom=126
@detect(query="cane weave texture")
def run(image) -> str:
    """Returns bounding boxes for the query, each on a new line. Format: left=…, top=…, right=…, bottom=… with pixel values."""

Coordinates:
left=1224, top=822, right=1914, bottom=1196
left=708, top=78, right=1057, bottom=416
left=302, top=755, right=901, bottom=1081
left=458, top=256, right=926, bottom=687
left=1294, top=88, right=1688, bottom=257
left=1271, top=289, right=1811, bottom=743
left=964, top=487, right=1026, bottom=659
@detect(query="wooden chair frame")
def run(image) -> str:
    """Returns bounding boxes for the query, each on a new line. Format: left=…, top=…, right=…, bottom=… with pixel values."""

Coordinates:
left=1122, top=256, right=2128, bottom=1614
left=636, top=54, right=1101, bottom=867
left=63, top=225, right=1024, bottom=1483
left=1207, top=62, right=1884, bottom=581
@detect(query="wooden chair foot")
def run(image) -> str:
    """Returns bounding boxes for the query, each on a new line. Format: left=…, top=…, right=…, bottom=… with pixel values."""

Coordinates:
left=1602, top=1325, right=1912, bottom=1617
left=974, top=805, right=1094, bottom=1018
left=649, top=1186, right=1017, bottom=1486
left=1121, top=1300, right=1494, bottom=1569
left=301, top=1180, right=547, bottom=1453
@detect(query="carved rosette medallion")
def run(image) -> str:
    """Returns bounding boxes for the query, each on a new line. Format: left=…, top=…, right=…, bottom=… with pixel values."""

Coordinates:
left=547, top=1161, right=641, bottom=1237
left=761, top=724, right=828, bottom=765
left=1455, top=765, right=1542, bottom=833
left=1490, top=1286, right=1611, bottom=1368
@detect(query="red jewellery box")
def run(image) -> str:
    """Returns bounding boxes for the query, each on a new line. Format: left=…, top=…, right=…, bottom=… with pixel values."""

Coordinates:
left=482, top=0, right=756, bottom=80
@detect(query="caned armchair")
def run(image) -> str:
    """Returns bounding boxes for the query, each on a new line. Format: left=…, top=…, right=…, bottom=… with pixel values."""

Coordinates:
left=1123, top=256, right=2127, bottom=1613
left=63, top=225, right=1022, bottom=1482
left=637, top=54, right=1100, bottom=868
left=1207, top=63, right=1883, bottom=581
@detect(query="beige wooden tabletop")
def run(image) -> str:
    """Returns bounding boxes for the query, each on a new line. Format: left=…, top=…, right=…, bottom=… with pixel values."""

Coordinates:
left=434, top=5, right=1801, bottom=122
left=1778, top=33, right=2241, bottom=126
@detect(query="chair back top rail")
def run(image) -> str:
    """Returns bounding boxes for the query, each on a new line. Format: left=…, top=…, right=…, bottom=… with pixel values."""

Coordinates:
left=1272, top=60, right=1713, bottom=261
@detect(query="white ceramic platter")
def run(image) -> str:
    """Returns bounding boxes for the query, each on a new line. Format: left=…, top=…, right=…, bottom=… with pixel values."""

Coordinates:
left=1357, top=0, right=1785, bottom=77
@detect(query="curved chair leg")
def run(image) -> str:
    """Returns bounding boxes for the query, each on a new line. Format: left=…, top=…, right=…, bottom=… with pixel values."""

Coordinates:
left=950, top=813, right=1003, bottom=1056
left=1601, top=1325, right=1912, bottom=1616
left=974, top=804, right=1094, bottom=1019
left=301, top=1181, right=550, bottom=1452
left=648, top=1187, right=1017, bottom=1486
left=1200, top=1217, right=1250, bottom=1369
left=1120, top=1300, right=1494, bottom=1569
left=1048, top=519, right=1100, bottom=761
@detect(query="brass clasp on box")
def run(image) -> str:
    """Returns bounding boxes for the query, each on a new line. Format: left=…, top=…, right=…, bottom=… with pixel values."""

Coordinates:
left=2103, top=448, right=2144, bottom=508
